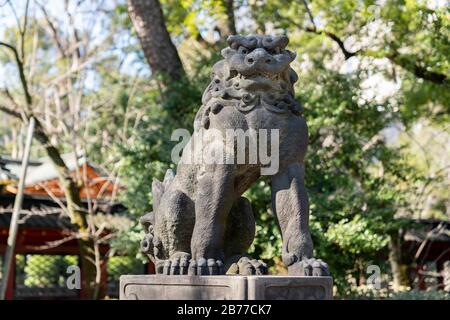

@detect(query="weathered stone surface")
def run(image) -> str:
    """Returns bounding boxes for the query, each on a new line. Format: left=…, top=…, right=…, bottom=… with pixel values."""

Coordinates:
left=120, top=275, right=332, bottom=300
left=120, top=275, right=247, bottom=300
left=247, top=276, right=333, bottom=300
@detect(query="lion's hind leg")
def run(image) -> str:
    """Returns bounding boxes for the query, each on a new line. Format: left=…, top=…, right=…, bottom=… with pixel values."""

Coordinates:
left=152, top=185, right=196, bottom=274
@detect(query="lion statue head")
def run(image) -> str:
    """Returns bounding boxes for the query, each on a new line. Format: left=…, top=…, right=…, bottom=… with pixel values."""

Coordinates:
left=200, top=34, right=301, bottom=117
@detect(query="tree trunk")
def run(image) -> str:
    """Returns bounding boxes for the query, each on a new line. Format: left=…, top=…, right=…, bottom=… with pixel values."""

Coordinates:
left=33, top=120, right=99, bottom=299
left=388, top=231, right=410, bottom=291
left=127, top=0, right=186, bottom=84
left=357, top=258, right=366, bottom=286
left=220, top=0, right=237, bottom=36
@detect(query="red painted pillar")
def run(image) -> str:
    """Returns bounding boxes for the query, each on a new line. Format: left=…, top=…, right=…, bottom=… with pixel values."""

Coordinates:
left=436, top=259, right=445, bottom=290
left=79, top=256, right=87, bottom=300
left=99, top=258, right=108, bottom=299
left=418, top=264, right=426, bottom=291
left=5, top=254, right=15, bottom=300
left=147, top=261, right=155, bottom=274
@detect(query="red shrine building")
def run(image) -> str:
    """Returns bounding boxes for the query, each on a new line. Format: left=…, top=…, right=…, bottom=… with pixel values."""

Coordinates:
left=0, top=154, right=152, bottom=299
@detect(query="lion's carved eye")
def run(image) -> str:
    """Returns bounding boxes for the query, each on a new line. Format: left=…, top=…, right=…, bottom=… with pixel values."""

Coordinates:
left=238, top=46, right=249, bottom=54
left=268, top=47, right=281, bottom=55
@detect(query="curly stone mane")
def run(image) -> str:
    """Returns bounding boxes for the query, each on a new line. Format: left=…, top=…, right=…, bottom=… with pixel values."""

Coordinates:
left=195, top=35, right=302, bottom=130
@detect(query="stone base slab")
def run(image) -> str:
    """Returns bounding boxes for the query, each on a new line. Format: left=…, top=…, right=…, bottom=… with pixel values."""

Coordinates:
left=120, top=275, right=333, bottom=300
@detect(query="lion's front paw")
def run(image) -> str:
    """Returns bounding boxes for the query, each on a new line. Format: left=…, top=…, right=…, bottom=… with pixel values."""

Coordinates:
left=226, top=256, right=268, bottom=275
left=140, top=233, right=154, bottom=255
left=156, top=255, right=226, bottom=275
left=155, top=252, right=191, bottom=275
left=187, top=257, right=225, bottom=275
left=288, top=258, right=329, bottom=276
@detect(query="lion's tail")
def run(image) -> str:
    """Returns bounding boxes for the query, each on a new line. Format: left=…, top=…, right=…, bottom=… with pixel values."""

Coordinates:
left=152, top=168, right=174, bottom=211
left=140, top=169, right=175, bottom=261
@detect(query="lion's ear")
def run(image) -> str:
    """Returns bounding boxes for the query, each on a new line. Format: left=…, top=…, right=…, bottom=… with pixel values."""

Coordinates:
left=152, top=178, right=164, bottom=210
left=289, top=68, right=299, bottom=84
left=212, top=60, right=230, bottom=79
left=287, top=50, right=297, bottom=62
left=221, top=47, right=235, bottom=59
left=227, top=35, right=244, bottom=49
left=227, top=35, right=237, bottom=46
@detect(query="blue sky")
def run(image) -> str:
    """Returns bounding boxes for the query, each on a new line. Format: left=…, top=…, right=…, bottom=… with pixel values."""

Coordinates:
left=0, top=0, right=150, bottom=91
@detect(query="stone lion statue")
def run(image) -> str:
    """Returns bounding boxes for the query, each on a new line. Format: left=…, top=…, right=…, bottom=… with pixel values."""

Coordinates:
left=140, top=34, right=329, bottom=277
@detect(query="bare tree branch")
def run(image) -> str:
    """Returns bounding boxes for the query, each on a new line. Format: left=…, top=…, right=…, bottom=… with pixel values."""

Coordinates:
left=387, top=52, right=447, bottom=85
left=6, top=0, right=22, bottom=34
left=301, top=0, right=317, bottom=31
left=1, top=87, right=20, bottom=109
left=26, top=234, right=78, bottom=251
left=36, top=1, right=67, bottom=58
left=20, top=0, right=30, bottom=61
left=0, top=41, right=32, bottom=107
left=305, top=26, right=360, bottom=60
left=0, top=104, right=21, bottom=118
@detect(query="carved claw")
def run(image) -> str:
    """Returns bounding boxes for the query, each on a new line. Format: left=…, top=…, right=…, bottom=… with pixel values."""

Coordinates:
left=155, top=260, right=165, bottom=274
left=156, top=255, right=189, bottom=275
left=156, top=253, right=226, bottom=276
left=188, top=259, right=197, bottom=275
left=140, top=233, right=153, bottom=254
left=180, top=257, right=189, bottom=274
left=188, top=258, right=224, bottom=275
left=288, top=258, right=329, bottom=277
left=226, top=256, right=268, bottom=275
left=163, top=260, right=171, bottom=275
left=197, top=257, right=208, bottom=275
left=281, top=236, right=297, bottom=266
left=152, top=235, right=162, bottom=259
left=282, top=252, right=296, bottom=267
left=186, top=258, right=225, bottom=276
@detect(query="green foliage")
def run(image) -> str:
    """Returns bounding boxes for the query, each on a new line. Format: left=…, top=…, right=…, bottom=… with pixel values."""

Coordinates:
left=387, top=289, right=450, bottom=300
left=245, top=179, right=283, bottom=272
left=16, top=255, right=78, bottom=288
left=340, top=286, right=450, bottom=300
left=107, top=256, right=145, bottom=282
left=325, top=216, right=389, bottom=256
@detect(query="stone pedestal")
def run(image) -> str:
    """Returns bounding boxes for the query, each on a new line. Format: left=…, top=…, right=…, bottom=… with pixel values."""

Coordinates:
left=120, top=275, right=333, bottom=300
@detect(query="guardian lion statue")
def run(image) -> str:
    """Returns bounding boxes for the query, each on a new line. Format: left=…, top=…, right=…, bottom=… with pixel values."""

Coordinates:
left=140, top=34, right=329, bottom=277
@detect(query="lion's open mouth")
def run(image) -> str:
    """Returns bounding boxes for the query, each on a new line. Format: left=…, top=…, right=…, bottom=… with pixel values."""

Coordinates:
left=244, top=71, right=279, bottom=81
left=235, top=72, right=281, bottom=91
